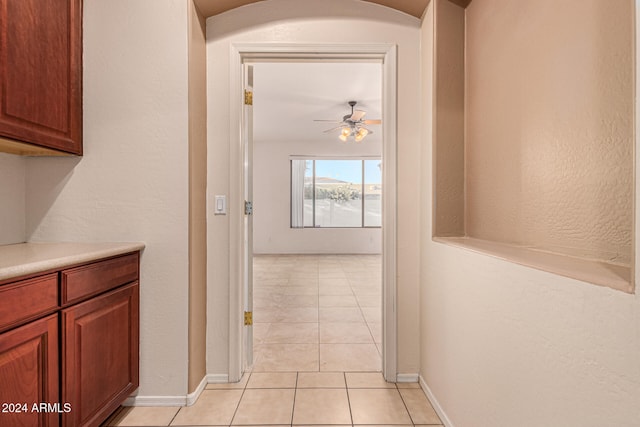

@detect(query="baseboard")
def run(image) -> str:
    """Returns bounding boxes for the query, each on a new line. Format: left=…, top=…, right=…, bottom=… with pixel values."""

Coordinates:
left=186, top=376, right=208, bottom=406
left=207, top=373, right=230, bottom=383
left=419, top=375, right=454, bottom=427
left=122, top=374, right=233, bottom=407
left=122, top=395, right=187, bottom=407
left=396, top=373, right=419, bottom=383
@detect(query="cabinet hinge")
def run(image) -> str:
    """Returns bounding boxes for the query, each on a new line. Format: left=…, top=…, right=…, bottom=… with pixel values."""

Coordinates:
left=244, top=90, right=253, bottom=106
left=244, top=311, right=253, bottom=326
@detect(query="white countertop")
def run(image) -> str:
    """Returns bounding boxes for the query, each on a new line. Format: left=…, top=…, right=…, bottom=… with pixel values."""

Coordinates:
left=0, top=242, right=145, bottom=281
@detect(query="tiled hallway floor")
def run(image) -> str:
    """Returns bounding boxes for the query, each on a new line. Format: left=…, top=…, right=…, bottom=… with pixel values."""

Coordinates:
left=105, top=371, right=443, bottom=426
left=252, top=254, right=382, bottom=372
left=105, top=256, right=443, bottom=426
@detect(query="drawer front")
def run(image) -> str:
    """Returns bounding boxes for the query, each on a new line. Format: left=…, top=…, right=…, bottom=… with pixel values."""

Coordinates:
left=0, top=273, right=58, bottom=332
left=61, top=253, right=139, bottom=305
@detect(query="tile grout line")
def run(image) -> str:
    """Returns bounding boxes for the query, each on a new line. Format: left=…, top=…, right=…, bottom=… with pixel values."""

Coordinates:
left=344, top=371, right=355, bottom=426
left=227, top=371, right=251, bottom=427
left=289, top=371, right=299, bottom=426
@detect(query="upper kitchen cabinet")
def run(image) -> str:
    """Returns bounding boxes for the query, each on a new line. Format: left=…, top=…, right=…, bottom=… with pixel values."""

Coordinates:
left=0, top=0, right=82, bottom=156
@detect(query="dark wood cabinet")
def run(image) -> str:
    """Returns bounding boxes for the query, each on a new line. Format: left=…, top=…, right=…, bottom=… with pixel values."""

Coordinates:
left=0, top=0, right=82, bottom=155
left=0, top=251, right=139, bottom=427
left=0, top=314, right=59, bottom=427
left=62, top=283, right=139, bottom=427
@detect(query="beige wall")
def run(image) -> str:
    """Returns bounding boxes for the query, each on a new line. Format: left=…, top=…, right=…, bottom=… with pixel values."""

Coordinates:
left=188, top=1, right=208, bottom=394
left=26, top=0, right=191, bottom=399
left=420, top=1, right=640, bottom=425
left=0, top=153, right=26, bottom=245
left=433, top=0, right=465, bottom=237
left=465, top=0, right=633, bottom=265
left=206, top=0, right=422, bottom=377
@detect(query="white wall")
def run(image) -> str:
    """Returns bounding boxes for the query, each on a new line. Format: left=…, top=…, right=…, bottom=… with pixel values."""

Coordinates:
left=419, top=2, right=640, bottom=426
left=25, top=0, right=191, bottom=399
left=206, top=0, right=422, bottom=377
left=253, top=139, right=382, bottom=254
left=0, top=153, right=26, bottom=245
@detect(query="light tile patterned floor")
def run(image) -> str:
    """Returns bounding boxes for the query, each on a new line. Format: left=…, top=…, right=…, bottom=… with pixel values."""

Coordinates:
left=253, top=254, right=382, bottom=372
left=104, top=372, right=443, bottom=426
left=105, top=256, right=443, bottom=426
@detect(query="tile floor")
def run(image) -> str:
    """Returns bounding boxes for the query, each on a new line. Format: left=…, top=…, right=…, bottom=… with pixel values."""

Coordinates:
left=104, top=371, right=443, bottom=426
left=104, top=256, right=442, bottom=426
left=252, top=255, right=382, bottom=372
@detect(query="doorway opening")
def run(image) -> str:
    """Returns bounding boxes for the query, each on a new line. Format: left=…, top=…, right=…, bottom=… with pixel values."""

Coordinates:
left=228, top=43, right=398, bottom=383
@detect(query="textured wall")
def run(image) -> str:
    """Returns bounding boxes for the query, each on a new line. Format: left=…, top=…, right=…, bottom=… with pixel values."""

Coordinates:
left=0, top=153, right=26, bottom=245
left=433, top=0, right=465, bottom=237
left=420, top=1, right=640, bottom=426
left=26, top=0, right=191, bottom=399
left=465, top=0, right=634, bottom=265
left=188, top=0, right=208, bottom=394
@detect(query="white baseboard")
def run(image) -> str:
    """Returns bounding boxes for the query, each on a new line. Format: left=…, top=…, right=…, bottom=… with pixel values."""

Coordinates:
left=396, top=373, right=419, bottom=383
left=207, top=373, right=230, bottom=383
left=186, top=376, right=208, bottom=406
left=122, top=374, right=230, bottom=407
left=122, top=395, right=187, bottom=407
left=419, top=375, right=454, bottom=427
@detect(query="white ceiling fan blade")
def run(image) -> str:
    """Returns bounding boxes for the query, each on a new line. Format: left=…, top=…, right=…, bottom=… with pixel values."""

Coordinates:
left=323, top=125, right=346, bottom=133
left=350, top=110, right=366, bottom=122
left=363, top=119, right=381, bottom=125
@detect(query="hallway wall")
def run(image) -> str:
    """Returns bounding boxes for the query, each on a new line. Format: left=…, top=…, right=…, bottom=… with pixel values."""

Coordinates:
left=0, top=153, right=26, bottom=245
left=25, top=0, right=191, bottom=399
left=206, top=0, right=422, bottom=378
left=419, top=1, right=640, bottom=426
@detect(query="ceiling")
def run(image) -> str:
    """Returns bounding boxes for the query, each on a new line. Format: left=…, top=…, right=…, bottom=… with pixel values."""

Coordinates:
left=194, top=0, right=431, bottom=19
left=252, top=62, right=382, bottom=144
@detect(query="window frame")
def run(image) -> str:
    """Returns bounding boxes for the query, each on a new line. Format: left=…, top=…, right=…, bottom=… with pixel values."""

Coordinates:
left=290, top=156, right=382, bottom=229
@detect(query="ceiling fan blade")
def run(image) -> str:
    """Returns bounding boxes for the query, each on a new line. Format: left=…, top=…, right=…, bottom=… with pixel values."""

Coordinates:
left=314, top=119, right=342, bottom=122
left=323, top=125, right=346, bottom=133
left=350, top=110, right=366, bottom=122
left=363, top=119, right=381, bottom=125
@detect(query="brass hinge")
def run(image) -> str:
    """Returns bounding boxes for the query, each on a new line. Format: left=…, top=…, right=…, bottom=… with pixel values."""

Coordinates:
left=244, top=90, right=253, bottom=106
left=244, top=311, right=253, bottom=326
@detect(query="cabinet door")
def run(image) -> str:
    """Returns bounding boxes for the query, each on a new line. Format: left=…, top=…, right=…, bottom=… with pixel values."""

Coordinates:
left=0, top=314, right=59, bottom=427
left=61, top=283, right=139, bottom=427
left=0, top=0, right=82, bottom=155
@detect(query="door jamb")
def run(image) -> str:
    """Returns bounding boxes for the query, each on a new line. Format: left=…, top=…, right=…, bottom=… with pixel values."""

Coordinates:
left=228, top=42, right=398, bottom=382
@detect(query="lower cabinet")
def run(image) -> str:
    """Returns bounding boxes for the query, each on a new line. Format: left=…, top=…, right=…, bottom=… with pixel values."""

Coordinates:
left=0, top=315, right=59, bottom=427
left=61, top=282, right=139, bottom=427
left=0, top=251, right=140, bottom=427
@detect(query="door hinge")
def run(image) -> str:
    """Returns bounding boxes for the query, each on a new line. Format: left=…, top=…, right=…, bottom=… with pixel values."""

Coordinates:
left=244, top=90, right=253, bottom=106
left=244, top=311, right=253, bottom=326
left=244, top=200, right=253, bottom=215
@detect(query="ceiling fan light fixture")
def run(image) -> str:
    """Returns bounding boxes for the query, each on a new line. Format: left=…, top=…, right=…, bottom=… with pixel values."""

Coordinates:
left=354, top=127, right=369, bottom=142
left=338, top=133, right=349, bottom=142
left=340, top=128, right=352, bottom=138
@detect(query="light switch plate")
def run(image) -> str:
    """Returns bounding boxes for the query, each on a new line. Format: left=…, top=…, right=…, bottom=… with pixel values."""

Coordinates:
left=214, top=195, right=226, bottom=215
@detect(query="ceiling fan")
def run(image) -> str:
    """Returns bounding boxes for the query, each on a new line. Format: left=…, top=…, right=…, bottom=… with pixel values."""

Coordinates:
left=314, top=101, right=382, bottom=142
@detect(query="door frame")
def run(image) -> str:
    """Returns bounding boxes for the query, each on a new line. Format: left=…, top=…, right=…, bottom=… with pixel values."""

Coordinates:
left=228, top=42, right=398, bottom=382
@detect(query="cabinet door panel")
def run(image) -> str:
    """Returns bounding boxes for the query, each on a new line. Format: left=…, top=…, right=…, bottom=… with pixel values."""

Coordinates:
left=61, top=283, right=139, bottom=427
left=0, top=0, right=82, bottom=154
left=0, top=314, right=59, bottom=427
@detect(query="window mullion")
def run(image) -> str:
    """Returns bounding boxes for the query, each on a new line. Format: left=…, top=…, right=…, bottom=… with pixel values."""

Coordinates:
left=312, top=160, right=316, bottom=228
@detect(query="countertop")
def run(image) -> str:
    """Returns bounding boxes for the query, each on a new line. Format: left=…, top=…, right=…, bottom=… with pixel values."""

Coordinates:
left=0, top=242, right=145, bottom=282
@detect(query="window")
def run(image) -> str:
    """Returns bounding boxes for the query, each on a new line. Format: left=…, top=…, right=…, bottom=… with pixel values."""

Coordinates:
left=291, top=158, right=381, bottom=228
